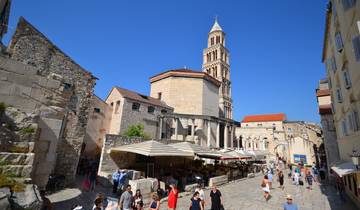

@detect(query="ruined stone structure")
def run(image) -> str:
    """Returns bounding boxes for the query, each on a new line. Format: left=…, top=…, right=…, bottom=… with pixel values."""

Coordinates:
left=0, top=17, right=96, bottom=186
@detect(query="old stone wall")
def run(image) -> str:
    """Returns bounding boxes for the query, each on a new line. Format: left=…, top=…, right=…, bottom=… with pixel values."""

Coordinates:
left=6, top=17, right=96, bottom=182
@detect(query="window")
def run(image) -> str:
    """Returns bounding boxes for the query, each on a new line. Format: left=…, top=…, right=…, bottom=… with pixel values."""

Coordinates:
left=115, top=100, right=121, bottom=113
left=352, top=35, right=360, bottom=61
left=93, top=108, right=100, bottom=113
left=288, top=128, right=292, bottom=132
left=148, top=106, right=155, bottom=114
left=132, top=102, right=140, bottom=111
left=161, top=109, right=167, bottom=114
left=353, top=111, right=360, bottom=131
left=342, top=120, right=348, bottom=136
left=342, top=0, right=357, bottom=10
left=157, top=92, right=162, bottom=100
left=336, top=88, right=343, bottom=103
left=343, top=69, right=352, bottom=88
left=248, top=143, right=251, bottom=148
left=110, top=102, right=114, bottom=107
left=331, top=56, right=337, bottom=72
left=335, top=32, right=344, bottom=52
left=257, top=123, right=262, bottom=127
left=211, top=37, right=214, bottom=45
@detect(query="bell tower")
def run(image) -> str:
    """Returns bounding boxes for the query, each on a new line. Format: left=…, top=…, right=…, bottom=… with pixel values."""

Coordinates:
left=202, top=18, right=232, bottom=119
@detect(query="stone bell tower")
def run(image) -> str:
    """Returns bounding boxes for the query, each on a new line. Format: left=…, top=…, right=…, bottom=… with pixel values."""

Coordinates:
left=202, top=18, right=233, bottom=119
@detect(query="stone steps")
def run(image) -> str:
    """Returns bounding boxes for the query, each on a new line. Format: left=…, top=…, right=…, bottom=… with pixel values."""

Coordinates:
left=0, top=164, right=32, bottom=177
left=0, top=152, right=34, bottom=165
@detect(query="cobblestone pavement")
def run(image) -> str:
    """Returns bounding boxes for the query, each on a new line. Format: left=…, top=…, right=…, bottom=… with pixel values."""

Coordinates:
left=50, top=173, right=357, bottom=210
left=166, top=174, right=357, bottom=210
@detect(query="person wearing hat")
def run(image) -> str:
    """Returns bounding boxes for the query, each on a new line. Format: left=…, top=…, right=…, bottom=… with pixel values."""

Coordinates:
left=283, top=195, right=298, bottom=210
left=168, top=183, right=179, bottom=210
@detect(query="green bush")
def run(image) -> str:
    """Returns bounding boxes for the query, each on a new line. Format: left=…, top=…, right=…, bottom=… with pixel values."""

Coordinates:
left=0, top=173, right=25, bottom=192
left=19, top=127, right=35, bottom=135
left=0, top=102, right=6, bottom=112
left=123, top=124, right=150, bottom=139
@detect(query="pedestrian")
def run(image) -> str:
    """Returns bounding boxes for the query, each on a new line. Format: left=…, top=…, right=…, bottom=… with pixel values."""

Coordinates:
left=267, top=171, right=273, bottom=189
left=168, top=183, right=179, bottom=210
left=94, top=193, right=108, bottom=209
left=189, top=191, right=204, bottom=210
left=311, top=164, right=319, bottom=182
left=40, top=190, right=52, bottom=210
left=133, top=189, right=144, bottom=210
left=278, top=170, right=284, bottom=190
left=118, top=170, right=128, bottom=192
left=93, top=197, right=103, bottom=210
left=195, top=184, right=205, bottom=209
left=149, top=193, right=160, bottom=210
left=293, top=171, right=300, bottom=186
left=89, top=168, right=97, bottom=191
left=118, top=185, right=133, bottom=210
left=112, top=169, right=121, bottom=194
left=261, top=175, right=270, bottom=201
left=305, top=170, right=314, bottom=190
left=283, top=194, right=298, bottom=210
left=209, top=185, right=223, bottom=210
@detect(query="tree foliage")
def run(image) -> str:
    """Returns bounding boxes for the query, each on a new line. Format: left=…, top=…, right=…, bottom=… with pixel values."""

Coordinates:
left=124, top=124, right=150, bottom=139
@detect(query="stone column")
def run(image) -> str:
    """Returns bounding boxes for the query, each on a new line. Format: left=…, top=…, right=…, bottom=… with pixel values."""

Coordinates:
left=216, top=123, right=220, bottom=148
left=191, top=119, right=195, bottom=141
left=158, top=117, right=163, bottom=139
left=237, top=138, right=240, bottom=150
left=207, top=120, right=211, bottom=147
left=230, top=126, right=234, bottom=148
left=224, top=124, right=228, bottom=149
left=174, top=118, right=178, bottom=140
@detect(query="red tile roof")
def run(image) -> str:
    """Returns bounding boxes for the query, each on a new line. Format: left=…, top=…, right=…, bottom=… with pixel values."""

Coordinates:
left=316, top=89, right=331, bottom=97
left=149, top=68, right=221, bottom=87
left=242, top=113, right=286, bottom=123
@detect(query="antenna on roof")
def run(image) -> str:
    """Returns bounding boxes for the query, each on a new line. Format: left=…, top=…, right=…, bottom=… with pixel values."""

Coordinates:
left=215, top=14, right=218, bottom=22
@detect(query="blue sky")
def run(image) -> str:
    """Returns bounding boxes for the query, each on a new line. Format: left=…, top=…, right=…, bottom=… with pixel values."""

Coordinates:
left=3, top=0, right=328, bottom=123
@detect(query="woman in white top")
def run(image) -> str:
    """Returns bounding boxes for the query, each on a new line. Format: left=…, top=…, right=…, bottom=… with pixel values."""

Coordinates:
left=195, top=184, right=205, bottom=208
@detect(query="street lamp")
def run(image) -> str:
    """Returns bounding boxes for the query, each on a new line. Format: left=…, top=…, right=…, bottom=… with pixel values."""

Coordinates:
left=351, top=150, right=360, bottom=170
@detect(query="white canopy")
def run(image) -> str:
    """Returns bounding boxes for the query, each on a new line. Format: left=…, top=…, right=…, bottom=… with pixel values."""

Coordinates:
left=219, top=149, right=252, bottom=159
left=331, top=161, right=356, bottom=177
left=111, top=140, right=194, bottom=157
left=169, top=142, right=222, bottom=158
left=247, top=150, right=269, bottom=160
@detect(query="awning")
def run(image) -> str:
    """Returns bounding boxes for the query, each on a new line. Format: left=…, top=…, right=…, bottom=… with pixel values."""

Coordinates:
left=169, top=142, right=224, bottom=159
left=247, top=150, right=269, bottom=160
left=219, top=149, right=252, bottom=160
left=111, top=140, right=194, bottom=157
left=331, top=161, right=356, bottom=177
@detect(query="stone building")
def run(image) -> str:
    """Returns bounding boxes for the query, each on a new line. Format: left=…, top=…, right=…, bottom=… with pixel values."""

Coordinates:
left=202, top=19, right=233, bottom=119
left=105, top=86, right=173, bottom=139
left=321, top=1, right=360, bottom=207
left=82, top=95, right=112, bottom=157
left=236, top=113, right=323, bottom=164
left=236, top=113, right=288, bottom=159
left=316, top=79, right=340, bottom=170
left=150, top=69, right=236, bottom=148
left=0, top=16, right=96, bottom=186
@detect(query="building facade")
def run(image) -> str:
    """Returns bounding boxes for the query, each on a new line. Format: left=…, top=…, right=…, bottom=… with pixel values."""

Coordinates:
left=236, top=113, right=323, bottom=164
left=202, top=19, right=233, bottom=119
left=321, top=1, right=360, bottom=207
left=150, top=69, right=236, bottom=148
left=316, top=79, right=340, bottom=169
left=105, top=86, right=173, bottom=139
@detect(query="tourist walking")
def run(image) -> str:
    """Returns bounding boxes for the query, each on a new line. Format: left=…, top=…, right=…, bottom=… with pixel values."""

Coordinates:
left=283, top=194, right=298, bottom=210
left=305, top=170, right=314, bottom=190
left=195, top=184, right=205, bottom=209
left=293, top=171, right=300, bottom=186
left=278, top=170, right=284, bottom=190
left=149, top=193, right=160, bottom=210
left=189, top=191, right=204, bottom=210
left=118, top=185, right=133, bottom=210
left=112, top=169, right=121, bottom=194
left=89, top=168, right=97, bottom=191
left=267, top=171, right=273, bottom=189
left=261, top=175, right=270, bottom=201
left=168, top=183, right=179, bottom=210
left=209, top=185, right=223, bottom=210
left=40, top=190, right=52, bottom=210
left=133, top=189, right=144, bottom=210
left=118, top=170, right=128, bottom=192
left=93, top=197, right=103, bottom=210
